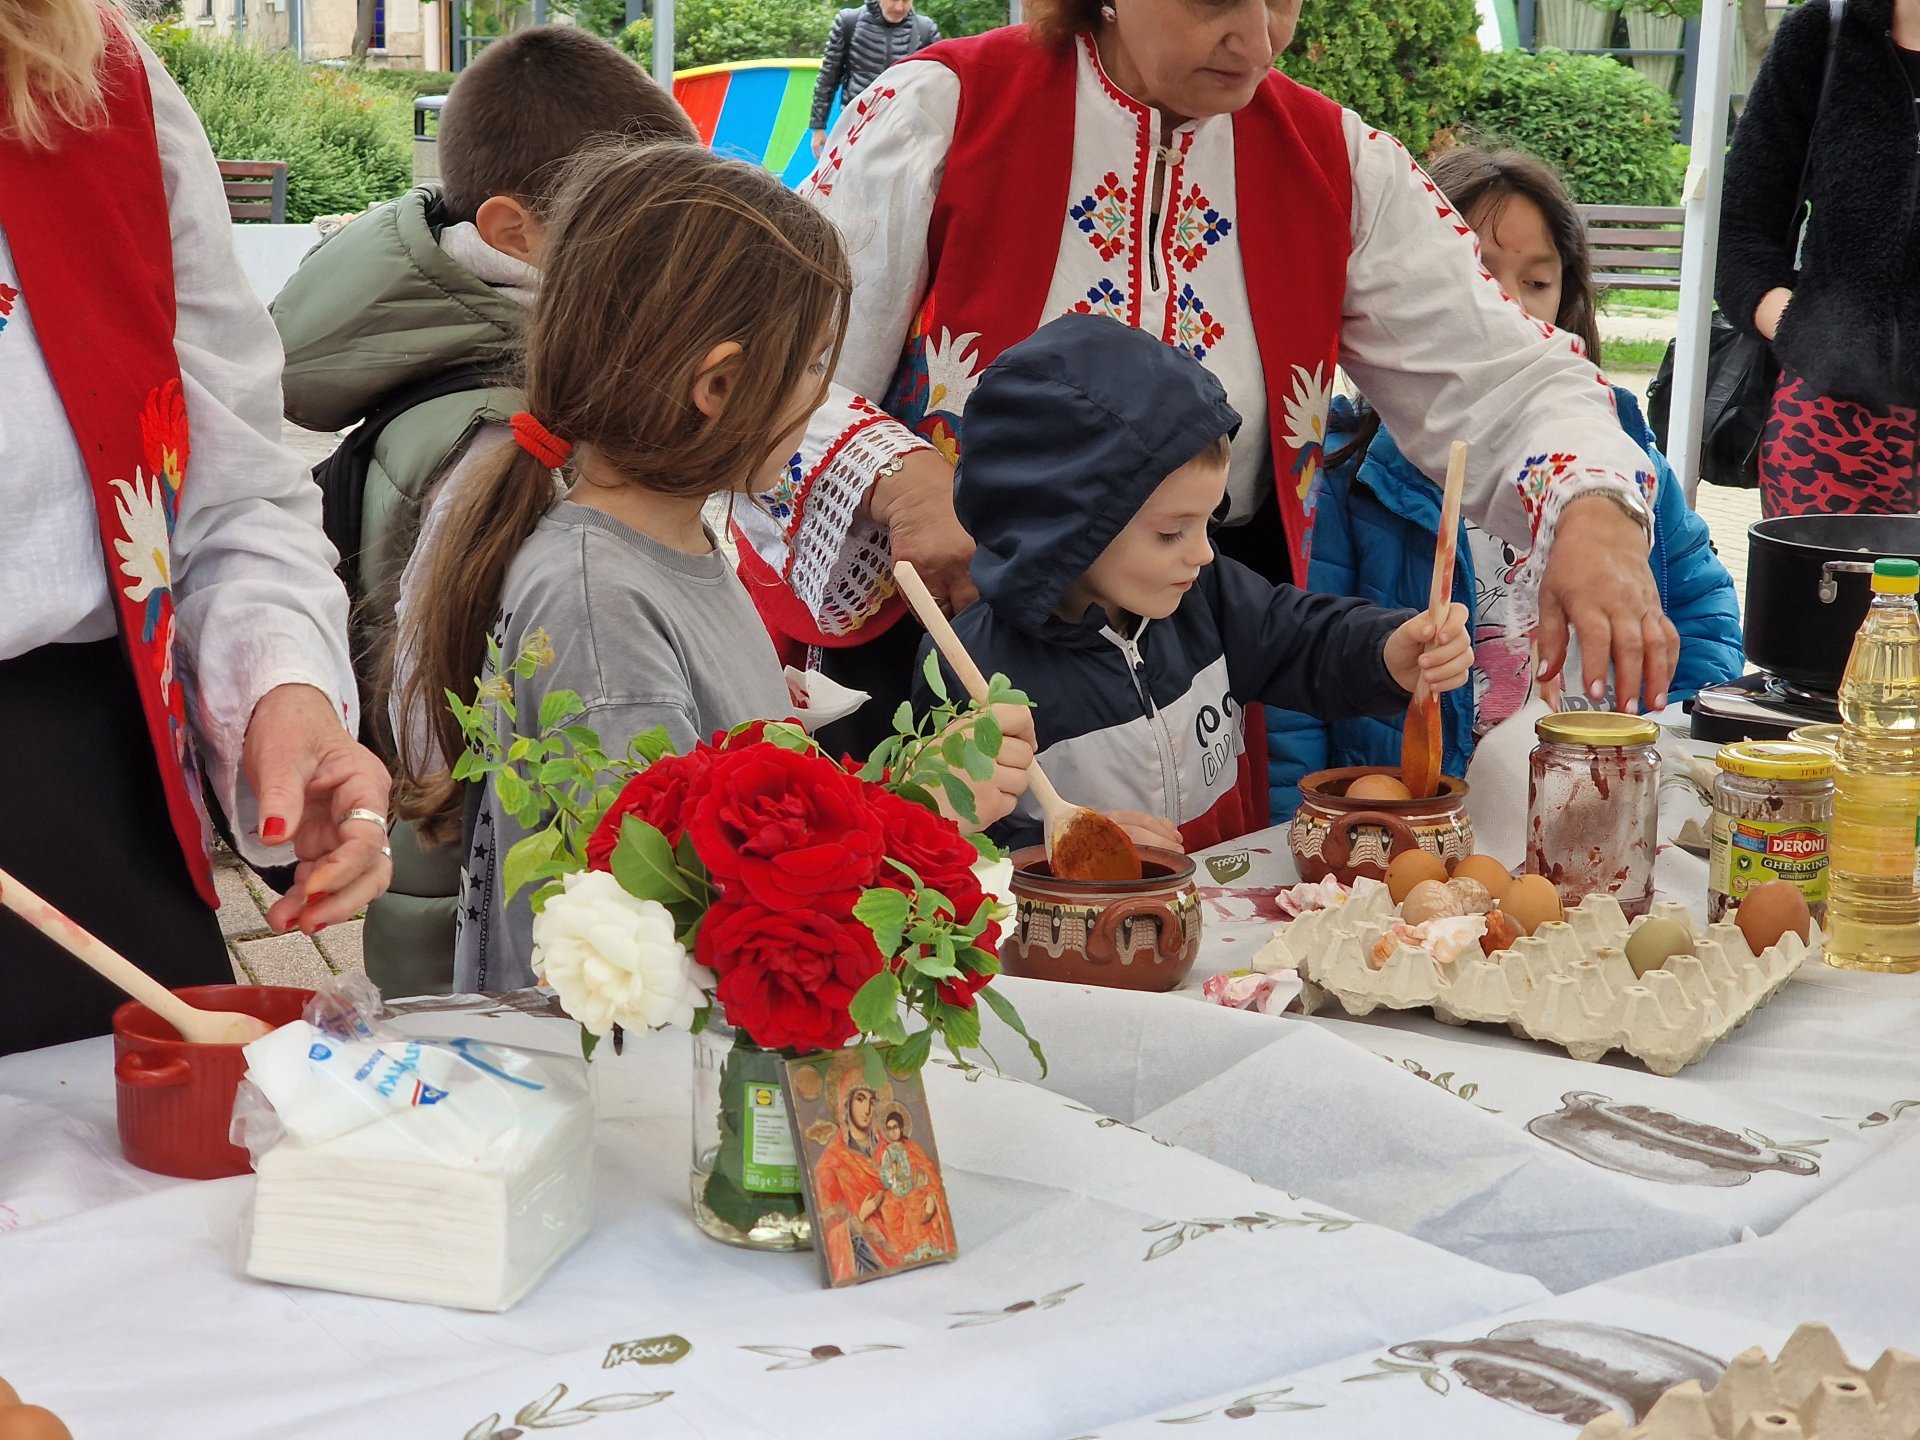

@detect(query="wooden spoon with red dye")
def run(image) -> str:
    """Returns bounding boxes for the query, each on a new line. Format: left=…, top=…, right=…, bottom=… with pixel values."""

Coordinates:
left=893, top=563, right=1144, bottom=883
left=1400, top=440, right=1468, bottom=801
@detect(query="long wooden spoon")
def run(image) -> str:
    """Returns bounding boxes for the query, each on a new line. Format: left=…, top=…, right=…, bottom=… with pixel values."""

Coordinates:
left=0, top=864, right=274, bottom=1044
left=1400, top=440, right=1469, bottom=801
left=893, top=563, right=1144, bottom=882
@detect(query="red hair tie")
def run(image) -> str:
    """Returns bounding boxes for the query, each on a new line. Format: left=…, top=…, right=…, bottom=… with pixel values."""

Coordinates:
left=511, top=412, right=574, bottom=469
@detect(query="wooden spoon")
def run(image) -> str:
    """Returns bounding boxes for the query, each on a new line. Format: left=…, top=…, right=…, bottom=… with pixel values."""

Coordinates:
left=1400, top=440, right=1469, bottom=801
left=0, top=865, right=274, bottom=1045
left=892, top=563, right=1145, bottom=882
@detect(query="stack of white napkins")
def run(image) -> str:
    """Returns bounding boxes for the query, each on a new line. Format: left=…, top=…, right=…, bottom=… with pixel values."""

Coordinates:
left=239, top=1021, right=594, bottom=1311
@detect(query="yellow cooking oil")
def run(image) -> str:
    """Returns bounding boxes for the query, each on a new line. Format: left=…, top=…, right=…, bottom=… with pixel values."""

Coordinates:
left=1827, top=558, right=1920, bottom=971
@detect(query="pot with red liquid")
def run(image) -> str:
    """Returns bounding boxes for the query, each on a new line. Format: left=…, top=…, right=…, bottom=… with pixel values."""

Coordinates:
left=1000, top=846, right=1201, bottom=991
left=114, top=984, right=312, bottom=1179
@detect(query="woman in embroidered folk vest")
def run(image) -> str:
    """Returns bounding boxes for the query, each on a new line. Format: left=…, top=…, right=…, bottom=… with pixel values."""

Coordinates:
left=732, top=0, right=1683, bottom=810
left=0, top=0, right=392, bottom=1054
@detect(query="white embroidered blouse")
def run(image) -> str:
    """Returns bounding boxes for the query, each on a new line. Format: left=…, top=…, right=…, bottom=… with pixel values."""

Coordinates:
left=736, top=37, right=1657, bottom=641
left=0, top=42, right=356, bottom=867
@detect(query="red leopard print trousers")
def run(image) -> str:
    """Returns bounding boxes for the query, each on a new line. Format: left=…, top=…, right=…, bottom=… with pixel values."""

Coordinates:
left=1760, top=369, right=1920, bottom=518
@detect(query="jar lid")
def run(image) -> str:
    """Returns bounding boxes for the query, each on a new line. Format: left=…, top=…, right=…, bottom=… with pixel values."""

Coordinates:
left=1535, top=713, right=1661, bottom=747
left=1716, top=740, right=1835, bottom=780
left=1787, top=723, right=1843, bottom=754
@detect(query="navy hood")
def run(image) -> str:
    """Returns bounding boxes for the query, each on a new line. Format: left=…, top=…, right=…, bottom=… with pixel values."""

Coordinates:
left=954, top=313, right=1240, bottom=634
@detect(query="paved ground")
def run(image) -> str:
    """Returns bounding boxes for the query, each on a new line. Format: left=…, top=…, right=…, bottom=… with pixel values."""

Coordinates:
left=232, top=339, right=1762, bottom=992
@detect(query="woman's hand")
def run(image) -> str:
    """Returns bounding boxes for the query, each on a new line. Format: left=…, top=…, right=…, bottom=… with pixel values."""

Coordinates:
left=1755, top=287, right=1793, bottom=342
left=1109, top=810, right=1184, bottom=852
left=933, top=703, right=1035, bottom=831
left=1536, top=496, right=1679, bottom=714
left=871, top=450, right=977, bottom=615
left=1384, top=602, right=1473, bottom=695
left=242, top=683, right=394, bottom=935
left=812, top=129, right=828, bottom=158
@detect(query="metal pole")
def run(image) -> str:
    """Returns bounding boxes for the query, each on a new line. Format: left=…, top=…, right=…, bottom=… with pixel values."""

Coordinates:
left=1008, top=0, right=1023, bottom=23
left=653, top=0, right=674, bottom=79
left=1670, top=0, right=1737, bottom=502
left=289, top=0, right=303, bottom=57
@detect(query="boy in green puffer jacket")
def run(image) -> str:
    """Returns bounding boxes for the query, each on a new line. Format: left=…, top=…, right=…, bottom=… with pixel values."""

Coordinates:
left=271, top=26, right=695, bottom=999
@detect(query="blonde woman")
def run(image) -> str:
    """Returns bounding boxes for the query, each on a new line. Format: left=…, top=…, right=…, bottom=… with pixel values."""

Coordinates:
left=0, top=1, right=391, bottom=1053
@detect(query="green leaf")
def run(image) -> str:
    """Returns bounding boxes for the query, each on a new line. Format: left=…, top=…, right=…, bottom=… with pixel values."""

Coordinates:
left=610, top=816, right=697, bottom=905
left=893, top=782, right=941, bottom=815
left=852, top=887, right=911, bottom=957
left=885, top=1028, right=935, bottom=1075
left=507, top=737, right=537, bottom=764
left=957, top=739, right=996, bottom=783
left=495, top=768, right=533, bottom=817
left=890, top=700, right=914, bottom=734
left=580, top=1027, right=602, bottom=1061
left=961, top=944, right=1001, bottom=977
left=763, top=721, right=811, bottom=753
left=966, top=831, right=1001, bottom=861
left=539, top=689, right=584, bottom=733
left=848, top=970, right=901, bottom=1034
left=538, top=757, right=578, bottom=786
left=503, top=827, right=565, bottom=904
left=922, top=649, right=950, bottom=704
left=629, top=726, right=676, bottom=765
left=450, top=751, right=482, bottom=782
left=562, top=725, right=603, bottom=753
left=939, top=1001, right=982, bottom=1053
left=981, top=985, right=1047, bottom=1077
left=938, top=770, right=979, bottom=826
left=859, top=737, right=901, bottom=783
left=907, top=945, right=963, bottom=979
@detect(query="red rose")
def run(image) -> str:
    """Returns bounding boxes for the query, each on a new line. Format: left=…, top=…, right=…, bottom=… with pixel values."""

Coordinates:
left=686, top=746, right=886, bottom=911
left=698, top=901, right=885, bottom=1052
left=937, top=967, right=994, bottom=1010
left=585, top=748, right=716, bottom=869
left=869, top=789, right=981, bottom=899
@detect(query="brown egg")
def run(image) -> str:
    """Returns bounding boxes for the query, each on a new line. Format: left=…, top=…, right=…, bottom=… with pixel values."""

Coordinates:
left=1735, top=880, right=1812, bottom=953
left=1346, top=773, right=1413, bottom=803
left=1449, top=854, right=1514, bottom=901
left=0, top=1386, right=14, bottom=1411
left=1503, top=874, right=1565, bottom=936
left=1385, top=848, right=1449, bottom=904
left=0, top=1406, right=74, bottom=1440
left=1399, top=879, right=1463, bottom=927
left=1479, top=910, right=1521, bottom=955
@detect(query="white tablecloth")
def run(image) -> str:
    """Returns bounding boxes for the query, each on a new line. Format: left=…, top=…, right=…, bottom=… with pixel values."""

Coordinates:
left=970, top=718, right=1920, bottom=1293
left=0, top=1007, right=1546, bottom=1439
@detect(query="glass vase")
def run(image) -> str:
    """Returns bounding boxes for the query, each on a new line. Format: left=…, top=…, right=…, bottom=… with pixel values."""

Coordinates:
left=689, top=1018, right=812, bottom=1251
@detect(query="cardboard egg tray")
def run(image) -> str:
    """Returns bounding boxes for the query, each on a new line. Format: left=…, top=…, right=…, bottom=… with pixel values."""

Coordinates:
left=1250, top=889, right=1818, bottom=1076
left=1578, top=1323, right=1920, bottom=1439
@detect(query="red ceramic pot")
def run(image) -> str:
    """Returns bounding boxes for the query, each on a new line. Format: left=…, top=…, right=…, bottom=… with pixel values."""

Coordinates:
left=999, top=846, right=1201, bottom=992
left=1289, top=766, right=1473, bottom=885
left=113, top=984, right=313, bottom=1180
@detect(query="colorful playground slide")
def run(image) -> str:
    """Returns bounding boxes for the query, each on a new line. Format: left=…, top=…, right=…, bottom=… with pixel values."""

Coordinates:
left=672, top=59, right=840, bottom=189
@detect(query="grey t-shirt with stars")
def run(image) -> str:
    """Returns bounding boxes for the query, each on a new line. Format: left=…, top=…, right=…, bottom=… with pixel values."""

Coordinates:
left=454, top=500, right=789, bottom=992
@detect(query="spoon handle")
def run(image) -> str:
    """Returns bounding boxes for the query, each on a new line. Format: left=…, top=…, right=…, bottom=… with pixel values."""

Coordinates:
left=0, top=863, right=205, bottom=1032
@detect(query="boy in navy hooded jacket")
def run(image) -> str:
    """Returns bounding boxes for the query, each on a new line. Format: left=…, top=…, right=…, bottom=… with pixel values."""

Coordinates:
left=916, top=314, right=1473, bottom=853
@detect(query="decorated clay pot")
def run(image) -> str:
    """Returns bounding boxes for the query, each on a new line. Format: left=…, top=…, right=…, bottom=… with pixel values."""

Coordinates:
left=999, top=845, right=1201, bottom=992
left=1290, top=766, right=1473, bottom=885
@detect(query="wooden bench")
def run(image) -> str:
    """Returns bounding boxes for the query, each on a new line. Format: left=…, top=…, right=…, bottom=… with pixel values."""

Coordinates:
left=1579, top=204, right=1684, bottom=292
left=216, top=159, right=288, bottom=224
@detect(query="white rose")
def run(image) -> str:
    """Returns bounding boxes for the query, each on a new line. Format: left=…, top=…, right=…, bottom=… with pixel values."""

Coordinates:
left=531, top=871, right=714, bottom=1037
left=972, top=855, right=1016, bottom=922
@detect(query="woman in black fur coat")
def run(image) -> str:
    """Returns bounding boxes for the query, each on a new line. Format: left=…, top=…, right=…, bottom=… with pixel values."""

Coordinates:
left=1719, top=0, right=1920, bottom=516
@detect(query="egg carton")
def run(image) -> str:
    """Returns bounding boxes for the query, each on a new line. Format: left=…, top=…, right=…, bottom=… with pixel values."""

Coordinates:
left=1578, top=1323, right=1920, bottom=1439
left=1251, top=888, right=1819, bottom=1076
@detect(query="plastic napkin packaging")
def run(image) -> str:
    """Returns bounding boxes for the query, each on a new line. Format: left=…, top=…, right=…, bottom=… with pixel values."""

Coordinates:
left=233, top=979, right=595, bottom=1312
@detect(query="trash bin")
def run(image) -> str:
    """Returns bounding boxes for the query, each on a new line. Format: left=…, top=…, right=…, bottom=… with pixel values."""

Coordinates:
left=413, top=95, right=447, bottom=184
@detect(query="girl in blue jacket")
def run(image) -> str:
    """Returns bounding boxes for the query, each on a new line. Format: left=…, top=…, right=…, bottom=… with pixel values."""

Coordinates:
left=1268, top=146, right=1744, bottom=816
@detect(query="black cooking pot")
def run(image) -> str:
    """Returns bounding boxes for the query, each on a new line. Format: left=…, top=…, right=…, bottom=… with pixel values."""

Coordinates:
left=1745, top=515, right=1920, bottom=693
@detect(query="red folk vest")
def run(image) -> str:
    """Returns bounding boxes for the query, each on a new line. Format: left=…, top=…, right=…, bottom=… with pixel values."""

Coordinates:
left=887, top=26, right=1352, bottom=584
left=0, top=27, right=216, bottom=904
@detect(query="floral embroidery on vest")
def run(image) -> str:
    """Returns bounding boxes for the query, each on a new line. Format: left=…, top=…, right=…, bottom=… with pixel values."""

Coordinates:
left=0, top=283, right=15, bottom=335
left=1280, top=363, right=1333, bottom=505
left=1170, top=185, right=1231, bottom=273
left=1074, top=278, right=1128, bottom=322
left=1171, top=284, right=1224, bottom=361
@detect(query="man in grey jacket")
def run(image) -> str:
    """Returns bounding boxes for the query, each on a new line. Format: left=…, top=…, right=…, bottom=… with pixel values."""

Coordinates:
left=810, top=0, right=941, bottom=156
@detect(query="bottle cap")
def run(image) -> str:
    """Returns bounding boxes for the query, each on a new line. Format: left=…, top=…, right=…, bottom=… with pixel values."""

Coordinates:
left=1535, top=713, right=1661, bottom=747
left=1872, top=558, right=1920, bottom=594
left=1716, top=740, right=1835, bottom=781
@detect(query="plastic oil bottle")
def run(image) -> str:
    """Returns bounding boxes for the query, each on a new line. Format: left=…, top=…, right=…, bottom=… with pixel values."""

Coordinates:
left=1826, top=557, right=1920, bottom=971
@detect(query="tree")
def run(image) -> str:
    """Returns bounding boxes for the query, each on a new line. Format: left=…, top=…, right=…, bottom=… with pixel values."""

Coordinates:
left=1740, top=0, right=1775, bottom=86
left=352, top=0, right=376, bottom=58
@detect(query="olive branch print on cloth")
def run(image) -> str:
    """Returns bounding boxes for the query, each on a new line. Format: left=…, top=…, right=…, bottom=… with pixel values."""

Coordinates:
left=1159, top=1387, right=1324, bottom=1423
left=1068, top=1103, right=1176, bottom=1147
left=464, top=1384, right=670, bottom=1438
left=740, top=1343, right=902, bottom=1371
left=948, top=1284, right=1084, bottom=1328
left=1344, top=1356, right=1452, bottom=1395
left=1141, top=1209, right=1356, bottom=1262
left=1825, top=1099, right=1920, bottom=1130
left=1379, top=1055, right=1501, bottom=1113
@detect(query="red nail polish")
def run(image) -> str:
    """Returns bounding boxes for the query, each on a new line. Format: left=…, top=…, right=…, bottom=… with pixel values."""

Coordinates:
left=262, top=817, right=287, bottom=844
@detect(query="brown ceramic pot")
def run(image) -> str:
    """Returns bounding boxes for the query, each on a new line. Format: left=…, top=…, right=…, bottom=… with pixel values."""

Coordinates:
left=999, top=845, right=1201, bottom=992
left=1290, top=766, right=1473, bottom=885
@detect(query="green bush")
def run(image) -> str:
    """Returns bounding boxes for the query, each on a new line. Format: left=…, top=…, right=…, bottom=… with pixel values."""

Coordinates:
left=149, top=28, right=412, bottom=222
left=1463, top=47, right=1681, bottom=206
left=618, top=0, right=835, bottom=70
left=545, top=0, right=628, bottom=39
left=341, top=65, right=460, bottom=100
left=916, top=0, right=1006, bottom=37
left=1275, top=0, right=1481, bottom=159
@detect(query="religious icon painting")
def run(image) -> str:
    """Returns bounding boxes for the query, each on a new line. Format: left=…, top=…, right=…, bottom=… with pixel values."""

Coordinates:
left=782, top=1047, right=958, bottom=1289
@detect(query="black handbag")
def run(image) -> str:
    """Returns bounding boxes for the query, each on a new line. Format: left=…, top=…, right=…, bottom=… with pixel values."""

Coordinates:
left=1647, top=0, right=1845, bottom=488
